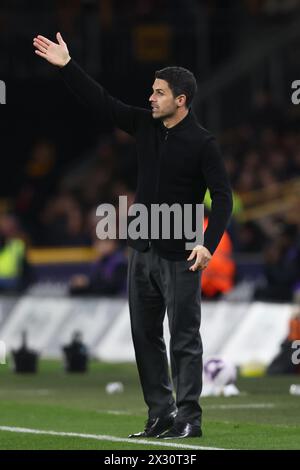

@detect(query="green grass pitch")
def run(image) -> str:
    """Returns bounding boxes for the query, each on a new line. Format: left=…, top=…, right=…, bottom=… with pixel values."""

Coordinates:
left=0, top=359, right=299, bottom=450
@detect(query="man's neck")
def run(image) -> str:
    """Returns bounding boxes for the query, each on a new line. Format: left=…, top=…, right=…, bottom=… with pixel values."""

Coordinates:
left=162, top=108, right=189, bottom=129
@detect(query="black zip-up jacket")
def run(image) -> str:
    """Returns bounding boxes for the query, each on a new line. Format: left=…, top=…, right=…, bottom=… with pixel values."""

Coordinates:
left=59, top=60, right=233, bottom=261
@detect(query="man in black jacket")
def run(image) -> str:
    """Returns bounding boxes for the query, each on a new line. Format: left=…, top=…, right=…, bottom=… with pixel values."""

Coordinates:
left=33, top=33, right=233, bottom=439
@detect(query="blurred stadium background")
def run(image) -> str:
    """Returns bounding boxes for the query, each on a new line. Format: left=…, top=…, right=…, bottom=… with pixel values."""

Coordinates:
left=0, top=0, right=300, bottom=450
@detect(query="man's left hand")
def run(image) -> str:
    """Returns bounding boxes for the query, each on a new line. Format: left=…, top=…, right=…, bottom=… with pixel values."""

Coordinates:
left=187, top=245, right=212, bottom=271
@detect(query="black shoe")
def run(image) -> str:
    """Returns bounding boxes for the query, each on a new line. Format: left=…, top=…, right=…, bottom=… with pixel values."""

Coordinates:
left=157, top=422, right=202, bottom=439
left=128, top=410, right=177, bottom=438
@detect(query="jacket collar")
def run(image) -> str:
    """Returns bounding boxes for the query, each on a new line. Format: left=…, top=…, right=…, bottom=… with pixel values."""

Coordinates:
left=159, top=109, right=196, bottom=134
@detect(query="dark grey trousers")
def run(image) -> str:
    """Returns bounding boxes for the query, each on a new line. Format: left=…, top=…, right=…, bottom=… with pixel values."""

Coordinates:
left=127, top=244, right=203, bottom=425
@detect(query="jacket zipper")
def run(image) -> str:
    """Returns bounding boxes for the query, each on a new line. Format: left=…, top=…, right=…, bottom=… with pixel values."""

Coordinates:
left=152, top=129, right=169, bottom=244
left=155, top=131, right=169, bottom=200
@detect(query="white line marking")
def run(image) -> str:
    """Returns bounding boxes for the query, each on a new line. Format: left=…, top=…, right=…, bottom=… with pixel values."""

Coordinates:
left=97, top=410, right=133, bottom=416
left=0, top=426, right=224, bottom=450
left=205, top=403, right=275, bottom=410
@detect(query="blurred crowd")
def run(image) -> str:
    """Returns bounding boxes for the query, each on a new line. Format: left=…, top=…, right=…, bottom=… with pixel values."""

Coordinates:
left=0, top=89, right=299, bottom=302
left=1, top=1, right=300, bottom=300
left=2, top=0, right=300, bottom=81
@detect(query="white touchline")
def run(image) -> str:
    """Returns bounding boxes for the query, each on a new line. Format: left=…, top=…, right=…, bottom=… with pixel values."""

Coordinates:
left=0, top=426, right=225, bottom=451
left=205, top=403, right=275, bottom=410
left=96, top=410, right=133, bottom=416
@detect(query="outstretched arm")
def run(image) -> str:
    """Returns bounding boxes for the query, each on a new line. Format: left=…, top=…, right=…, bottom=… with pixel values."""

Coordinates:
left=33, top=33, right=150, bottom=135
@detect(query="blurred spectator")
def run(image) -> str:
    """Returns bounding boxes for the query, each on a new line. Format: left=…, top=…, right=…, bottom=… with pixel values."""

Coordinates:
left=15, top=139, right=58, bottom=217
left=69, top=238, right=128, bottom=296
left=254, top=224, right=300, bottom=302
left=38, top=190, right=89, bottom=246
left=202, top=216, right=236, bottom=299
left=112, top=129, right=137, bottom=191
left=238, top=221, right=268, bottom=252
left=0, top=213, right=30, bottom=292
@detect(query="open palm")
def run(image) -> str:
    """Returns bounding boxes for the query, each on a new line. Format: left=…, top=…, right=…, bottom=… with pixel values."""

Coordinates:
left=33, top=33, right=71, bottom=67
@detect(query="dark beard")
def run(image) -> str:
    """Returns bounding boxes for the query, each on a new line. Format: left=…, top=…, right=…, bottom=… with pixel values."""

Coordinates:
left=156, top=110, right=176, bottom=121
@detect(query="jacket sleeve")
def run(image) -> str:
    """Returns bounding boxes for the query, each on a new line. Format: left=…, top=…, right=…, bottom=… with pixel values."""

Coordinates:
left=59, top=59, right=150, bottom=136
left=200, top=137, right=233, bottom=255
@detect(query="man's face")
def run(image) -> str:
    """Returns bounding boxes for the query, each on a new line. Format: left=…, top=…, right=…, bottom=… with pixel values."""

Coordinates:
left=149, top=78, right=185, bottom=119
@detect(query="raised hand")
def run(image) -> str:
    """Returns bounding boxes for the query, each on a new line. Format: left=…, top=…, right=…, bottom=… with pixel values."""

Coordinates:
left=33, top=32, right=71, bottom=67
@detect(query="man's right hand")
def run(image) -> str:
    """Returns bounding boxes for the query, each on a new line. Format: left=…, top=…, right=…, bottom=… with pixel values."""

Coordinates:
left=33, top=32, right=71, bottom=67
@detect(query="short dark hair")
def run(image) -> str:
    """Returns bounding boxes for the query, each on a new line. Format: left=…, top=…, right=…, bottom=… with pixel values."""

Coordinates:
left=155, top=66, right=197, bottom=108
